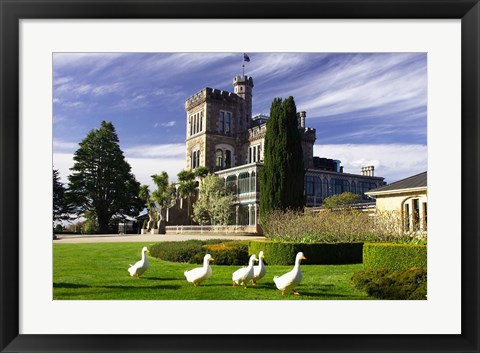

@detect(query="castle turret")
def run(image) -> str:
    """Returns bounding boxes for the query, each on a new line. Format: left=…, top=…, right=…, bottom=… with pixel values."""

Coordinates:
left=233, top=75, right=254, bottom=132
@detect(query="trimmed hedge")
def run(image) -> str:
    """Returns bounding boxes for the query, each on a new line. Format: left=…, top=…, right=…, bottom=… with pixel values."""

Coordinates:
left=149, top=239, right=249, bottom=265
left=363, top=243, right=427, bottom=270
left=203, top=242, right=249, bottom=265
left=351, top=267, right=427, bottom=300
left=249, top=241, right=363, bottom=265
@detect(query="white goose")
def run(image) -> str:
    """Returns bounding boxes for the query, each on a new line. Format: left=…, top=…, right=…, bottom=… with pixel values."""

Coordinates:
left=184, top=254, right=214, bottom=286
left=128, top=246, right=150, bottom=278
left=273, top=252, right=307, bottom=296
left=232, top=254, right=258, bottom=288
left=252, top=251, right=266, bottom=286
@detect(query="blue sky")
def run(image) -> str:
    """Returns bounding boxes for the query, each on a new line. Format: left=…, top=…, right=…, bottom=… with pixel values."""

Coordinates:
left=53, top=52, right=427, bottom=187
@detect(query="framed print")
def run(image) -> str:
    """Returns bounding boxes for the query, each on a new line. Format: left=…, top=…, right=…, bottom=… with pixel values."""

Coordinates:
left=1, top=0, right=479, bottom=352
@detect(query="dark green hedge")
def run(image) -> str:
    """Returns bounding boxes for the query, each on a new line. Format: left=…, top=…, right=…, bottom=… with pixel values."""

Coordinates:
left=363, top=243, right=427, bottom=270
left=351, top=267, right=427, bottom=300
left=249, top=241, right=363, bottom=265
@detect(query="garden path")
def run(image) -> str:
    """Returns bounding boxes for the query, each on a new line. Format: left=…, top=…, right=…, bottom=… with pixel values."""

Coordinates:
left=54, top=233, right=264, bottom=244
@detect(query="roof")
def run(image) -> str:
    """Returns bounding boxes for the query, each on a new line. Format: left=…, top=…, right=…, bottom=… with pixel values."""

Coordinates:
left=366, top=171, right=427, bottom=195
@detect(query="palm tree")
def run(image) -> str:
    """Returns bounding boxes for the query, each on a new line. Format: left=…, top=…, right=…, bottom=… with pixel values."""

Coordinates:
left=177, top=169, right=197, bottom=225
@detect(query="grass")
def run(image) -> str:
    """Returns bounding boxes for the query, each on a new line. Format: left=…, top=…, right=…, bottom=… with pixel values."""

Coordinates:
left=53, top=242, right=372, bottom=300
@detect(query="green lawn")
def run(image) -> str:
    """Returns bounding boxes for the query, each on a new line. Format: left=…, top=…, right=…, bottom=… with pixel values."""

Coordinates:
left=53, top=242, right=372, bottom=300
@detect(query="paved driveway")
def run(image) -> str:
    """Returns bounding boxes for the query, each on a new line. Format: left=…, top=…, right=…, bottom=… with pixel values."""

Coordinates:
left=54, top=233, right=265, bottom=244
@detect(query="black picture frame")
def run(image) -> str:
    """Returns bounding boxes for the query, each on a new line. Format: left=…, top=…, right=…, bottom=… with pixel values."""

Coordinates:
left=1, top=1, right=479, bottom=352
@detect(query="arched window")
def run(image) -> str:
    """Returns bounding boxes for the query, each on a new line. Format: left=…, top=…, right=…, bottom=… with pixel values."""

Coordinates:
left=225, top=150, right=231, bottom=169
left=196, top=150, right=200, bottom=168
left=215, top=149, right=223, bottom=169
left=192, top=151, right=197, bottom=168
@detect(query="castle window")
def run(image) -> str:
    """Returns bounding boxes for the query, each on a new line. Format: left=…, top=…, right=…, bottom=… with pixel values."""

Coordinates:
left=219, top=112, right=224, bottom=132
left=192, top=151, right=197, bottom=169
left=225, top=113, right=231, bottom=134
left=196, top=150, right=201, bottom=168
left=200, top=111, right=203, bottom=132
left=190, top=116, right=193, bottom=136
left=249, top=144, right=261, bottom=163
left=216, top=149, right=223, bottom=169
left=219, top=111, right=232, bottom=133
left=225, top=150, right=231, bottom=169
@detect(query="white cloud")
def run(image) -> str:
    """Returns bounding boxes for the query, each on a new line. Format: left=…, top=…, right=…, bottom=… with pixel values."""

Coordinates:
left=126, top=157, right=186, bottom=187
left=161, top=121, right=176, bottom=127
left=53, top=153, right=75, bottom=184
left=53, top=139, right=78, bottom=153
left=53, top=144, right=186, bottom=189
left=124, top=143, right=184, bottom=159
left=313, top=144, right=427, bottom=184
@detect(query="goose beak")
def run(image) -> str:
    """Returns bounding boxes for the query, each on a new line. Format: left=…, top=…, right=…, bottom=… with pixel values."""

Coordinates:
left=210, top=258, right=215, bottom=262
left=301, top=256, right=307, bottom=260
left=147, top=249, right=151, bottom=254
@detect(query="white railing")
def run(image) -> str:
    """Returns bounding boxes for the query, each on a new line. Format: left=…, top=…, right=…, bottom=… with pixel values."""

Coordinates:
left=166, top=225, right=257, bottom=234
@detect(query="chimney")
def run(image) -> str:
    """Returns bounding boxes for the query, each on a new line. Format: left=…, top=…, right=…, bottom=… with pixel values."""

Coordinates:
left=361, top=166, right=375, bottom=176
left=299, top=111, right=306, bottom=128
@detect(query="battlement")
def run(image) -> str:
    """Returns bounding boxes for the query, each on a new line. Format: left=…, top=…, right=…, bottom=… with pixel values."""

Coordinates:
left=233, top=75, right=254, bottom=87
left=185, top=87, right=240, bottom=110
left=301, top=127, right=317, bottom=142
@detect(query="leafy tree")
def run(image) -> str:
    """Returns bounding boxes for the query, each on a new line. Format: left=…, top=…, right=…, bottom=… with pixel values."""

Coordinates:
left=260, top=96, right=304, bottom=217
left=177, top=167, right=209, bottom=224
left=193, top=174, right=234, bottom=226
left=322, top=192, right=361, bottom=210
left=53, top=168, right=72, bottom=223
left=67, top=121, right=143, bottom=233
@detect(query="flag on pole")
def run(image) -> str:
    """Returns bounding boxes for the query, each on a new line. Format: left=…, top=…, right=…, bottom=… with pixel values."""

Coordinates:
left=243, top=53, right=250, bottom=62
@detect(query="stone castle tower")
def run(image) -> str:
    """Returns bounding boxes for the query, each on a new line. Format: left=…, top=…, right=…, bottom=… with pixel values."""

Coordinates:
left=184, top=74, right=316, bottom=172
left=185, top=75, right=254, bottom=172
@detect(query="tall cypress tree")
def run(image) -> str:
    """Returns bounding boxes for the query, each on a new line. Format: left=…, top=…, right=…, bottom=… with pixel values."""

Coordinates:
left=260, top=96, right=304, bottom=217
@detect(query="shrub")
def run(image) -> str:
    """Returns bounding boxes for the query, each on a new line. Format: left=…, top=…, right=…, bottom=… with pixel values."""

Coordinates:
left=351, top=267, right=427, bottom=300
left=322, top=192, right=361, bottom=210
left=363, top=243, right=427, bottom=270
left=149, top=240, right=207, bottom=263
left=203, top=241, right=249, bottom=265
left=150, top=239, right=248, bottom=265
left=261, top=209, right=405, bottom=243
left=249, top=240, right=363, bottom=265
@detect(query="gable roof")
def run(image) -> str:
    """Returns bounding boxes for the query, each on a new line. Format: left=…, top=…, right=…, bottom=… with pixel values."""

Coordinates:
left=366, top=171, right=427, bottom=195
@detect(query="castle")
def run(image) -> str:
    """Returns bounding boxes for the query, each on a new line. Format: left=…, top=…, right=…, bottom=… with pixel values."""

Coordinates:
left=184, top=74, right=385, bottom=230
